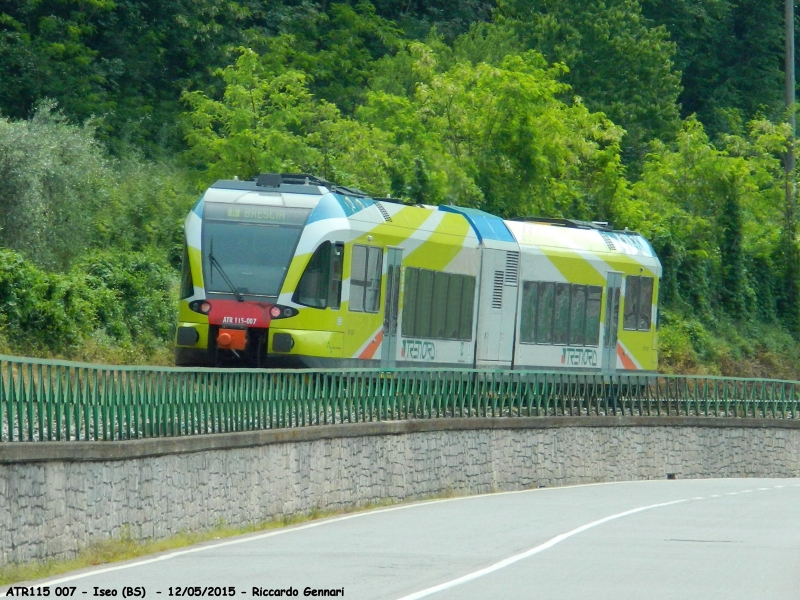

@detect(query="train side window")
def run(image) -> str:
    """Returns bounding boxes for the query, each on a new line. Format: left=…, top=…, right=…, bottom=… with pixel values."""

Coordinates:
left=520, top=281, right=538, bottom=344
left=294, top=241, right=331, bottom=308
left=553, top=283, right=570, bottom=345
left=364, top=247, right=383, bottom=312
left=402, top=268, right=418, bottom=336
left=445, top=274, right=463, bottom=339
left=638, top=276, right=653, bottom=331
left=458, top=275, right=476, bottom=340
left=350, top=245, right=367, bottom=311
left=401, top=268, right=476, bottom=340
left=180, top=242, right=194, bottom=299
left=328, top=242, right=344, bottom=309
left=415, top=269, right=434, bottom=337
left=432, top=272, right=449, bottom=338
left=349, top=245, right=382, bottom=313
left=623, top=276, right=640, bottom=330
left=536, top=282, right=555, bottom=344
left=586, top=286, right=602, bottom=346
left=569, top=285, right=586, bottom=346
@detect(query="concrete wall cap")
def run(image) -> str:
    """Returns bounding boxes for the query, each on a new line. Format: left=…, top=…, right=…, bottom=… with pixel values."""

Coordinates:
left=2, top=416, right=799, bottom=464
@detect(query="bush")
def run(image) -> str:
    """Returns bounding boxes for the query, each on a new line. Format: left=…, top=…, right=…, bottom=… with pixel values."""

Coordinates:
left=0, top=249, right=176, bottom=356
left=79, top=251, right=177, bottom=345
left=0, top=249, right=97, bottom=351
left=0, top=102, right=110, bottom=270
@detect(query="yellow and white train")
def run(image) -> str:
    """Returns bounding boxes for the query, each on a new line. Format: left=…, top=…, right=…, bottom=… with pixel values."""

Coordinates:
left=175, top=174, right=661, bottom=372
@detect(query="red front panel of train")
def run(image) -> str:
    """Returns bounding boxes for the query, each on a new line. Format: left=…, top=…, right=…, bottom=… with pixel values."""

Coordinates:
left=206, top=299, right=272, bottom=328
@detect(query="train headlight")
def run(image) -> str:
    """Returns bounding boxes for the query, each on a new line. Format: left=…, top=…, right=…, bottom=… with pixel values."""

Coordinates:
left=189, top=300, right=213, bottom=314
left=268, top=305, right=299, bottom=320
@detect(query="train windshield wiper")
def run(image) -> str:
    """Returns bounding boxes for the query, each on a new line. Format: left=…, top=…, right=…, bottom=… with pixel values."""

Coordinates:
left=209, top=239, right=244, bottom=302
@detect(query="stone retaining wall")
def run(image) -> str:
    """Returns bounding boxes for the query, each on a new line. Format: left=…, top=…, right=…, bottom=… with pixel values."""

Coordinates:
left=2, top=417, right=799, bottom=567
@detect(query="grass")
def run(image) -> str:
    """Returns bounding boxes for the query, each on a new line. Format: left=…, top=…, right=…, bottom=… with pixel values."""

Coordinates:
left=0, top=331, right=174, bottom=366
left=0, top=492, right=460, bottom=586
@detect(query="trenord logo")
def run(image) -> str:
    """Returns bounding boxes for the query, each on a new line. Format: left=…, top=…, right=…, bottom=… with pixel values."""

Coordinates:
left=401, top=339, right=436, bottom=360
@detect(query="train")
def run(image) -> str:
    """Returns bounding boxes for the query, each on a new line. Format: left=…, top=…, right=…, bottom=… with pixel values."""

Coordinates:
left=174, top=173, right=661, bottom=372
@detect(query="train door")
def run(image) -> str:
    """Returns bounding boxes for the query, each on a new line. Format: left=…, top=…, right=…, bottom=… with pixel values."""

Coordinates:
left=475, top=248, right=519, bottom=367
left=602, top=272, right=622, bottom=373
left=381, top=248, right=402, bottom=368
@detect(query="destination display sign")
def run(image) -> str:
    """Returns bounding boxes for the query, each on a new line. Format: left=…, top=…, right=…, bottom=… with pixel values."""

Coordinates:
left=204, top=202, right=310, bottom=226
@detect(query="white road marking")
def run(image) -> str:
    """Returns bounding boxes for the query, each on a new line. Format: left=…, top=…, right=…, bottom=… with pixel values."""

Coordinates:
left=757, top=488, right=770, bottom=491
left=741, top=490, right=753, bottom=493
left=24, top=480, right=645, bottom=586
left=397, top=482, right=793, bottom=600
left=395, top=499, right=688, bottom=600
left=19, top=479, right=792, bottom=591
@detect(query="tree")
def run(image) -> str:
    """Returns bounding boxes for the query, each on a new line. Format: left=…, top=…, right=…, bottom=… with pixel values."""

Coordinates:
left=495, top=0, right=682, bottom=168
left=361, top=46, right=629, bottom=216
left=0, top=102, right=109, bottom=270
left=182, top=48, right=394, bottom=194
left=641, top=0, right=785, bottom=138
left=628, top=117, right=792, bottom=325
left=718, top=181, right=744, bottom=319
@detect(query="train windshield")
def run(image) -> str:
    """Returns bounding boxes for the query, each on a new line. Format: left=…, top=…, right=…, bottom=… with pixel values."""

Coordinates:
left=201, top=203, right=311, bottom=298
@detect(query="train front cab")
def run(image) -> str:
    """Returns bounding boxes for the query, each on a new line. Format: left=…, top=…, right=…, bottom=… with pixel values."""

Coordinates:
left=174, top=180, right=324, bottom=367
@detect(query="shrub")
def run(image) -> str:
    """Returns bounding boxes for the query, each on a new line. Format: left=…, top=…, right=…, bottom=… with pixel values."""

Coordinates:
left=78, top=251, right=177, bottom=345
left=0, top=249, right=97, bottom=351
left=0, top=249, right=176, bottom=355
left=0, top=102, right=110, bottom=270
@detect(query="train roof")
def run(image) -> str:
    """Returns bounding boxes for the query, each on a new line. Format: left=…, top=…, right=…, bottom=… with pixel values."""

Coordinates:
left=504, top=220, right=657, bottom=260
left=200, top=175, right=658, bottom=262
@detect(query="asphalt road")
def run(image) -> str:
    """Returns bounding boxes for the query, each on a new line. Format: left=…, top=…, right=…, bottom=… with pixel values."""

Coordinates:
left=10, top=478, right=800, bottom=599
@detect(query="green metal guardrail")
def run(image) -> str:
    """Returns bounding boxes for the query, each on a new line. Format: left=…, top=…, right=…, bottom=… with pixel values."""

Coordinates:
left=2, top=354, right=800, bottom=442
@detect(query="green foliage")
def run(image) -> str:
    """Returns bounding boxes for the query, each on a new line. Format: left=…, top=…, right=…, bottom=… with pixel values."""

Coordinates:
left=718, top=189, right=744, bottom=319
left=0, top=248, right=176, bottom=355
left=182, top=47, right=394, bottom=193
left=0, top=104, right=190, bottom=359
left=92, top=159, right=196, bottom=267
left=184, top=42, right=629, bottom=218
left=248, top=3, right=404, bottom=115
left=0, top=250, right=97, bottom=351
left=641, top=0, right=785, bottom=138
left=368, top=0, right=494, bottom=41
left=0, top=102, right=196, bottom=271
left=0, top=3, right=113, bottom=127
left=0, top=0, right=800, bottom=377
left=78, top=251, right=177, bottom=345
left=0, top=102, right=109, bottom=270
left=0, top=0, right=794, bottom=159
left=495, top=0, right=682, bottom=167
left=658, top=308, right=800, bottom=380
left=657, top=310, right=714, bottom=373
left=0, top=1, right=407, bottom=150
left=624, top=117, right=791, bottom=327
